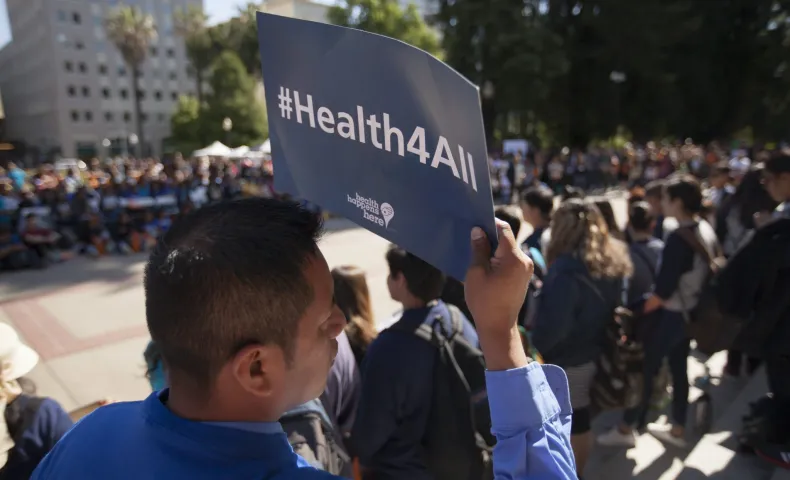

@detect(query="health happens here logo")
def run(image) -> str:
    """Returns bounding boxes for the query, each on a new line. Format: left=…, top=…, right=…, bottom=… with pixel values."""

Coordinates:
left=347, top=193, right=394, bottom=229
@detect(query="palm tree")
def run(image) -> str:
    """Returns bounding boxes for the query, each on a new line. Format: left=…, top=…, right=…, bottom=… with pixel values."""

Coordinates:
left=174, top=5, right=212, bottom=108
left=105, top=7, right=157, bottom=157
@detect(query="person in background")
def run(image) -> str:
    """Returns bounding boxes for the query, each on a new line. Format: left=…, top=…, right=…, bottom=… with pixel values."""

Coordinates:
left=0, top=323, right=73, bottom=479
left=639, top=175, right=720, bottom=447
left=706, top=162, right=734, bottom=212
left=594, top=199, right=624, bottom=241
left=156, top=210, right=173, bottom=235
left=623, top=202, right=664, bottom=304
left=0, top=226, right=39, bottom=271
left=520, top=185, right=554, bottom=253
left=352, top=246, right=479, bottom=479
left=85, top=213, right=111, bottom=257
left=32, top=198, right=575, bottom=480
left=645, top=180, right=678, bottom=241
left=20, top=214, right=60, bottom=265
left=140, top=211, right=159, bottom=251
left=714, top=165, right=779, bottom=378
left=332, top=266, right=377, bottom=367
left=532, top=199, right=633, bottom=477
left=6, top=163, right=25, bottom=192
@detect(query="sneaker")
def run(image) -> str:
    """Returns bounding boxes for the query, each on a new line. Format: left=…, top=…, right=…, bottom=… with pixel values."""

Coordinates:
left=755, top=442, right=790, bottom=469
left=647, top=422, right=687, bottom=448
left=597, top=427, right=637, bottom=448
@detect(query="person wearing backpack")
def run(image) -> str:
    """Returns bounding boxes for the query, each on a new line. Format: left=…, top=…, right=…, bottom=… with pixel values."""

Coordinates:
left=531, top=199, right=633, bottom=477
left=638, top=175, right=721, bottom=447
left=351, top=246, right=484, bottom=480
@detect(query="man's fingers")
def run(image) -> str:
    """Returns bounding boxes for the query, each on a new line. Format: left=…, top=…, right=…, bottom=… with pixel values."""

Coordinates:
left=494, top=218, right=518, bottom=253
left=468, top=226, right=491, bottom=274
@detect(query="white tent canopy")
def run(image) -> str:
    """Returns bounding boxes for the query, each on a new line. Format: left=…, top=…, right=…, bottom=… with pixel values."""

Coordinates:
left=228, top=145, right=250, bottom=158
left=251, top=139, right=271, bottom=154
left=192, top=141, right=232, bottom=157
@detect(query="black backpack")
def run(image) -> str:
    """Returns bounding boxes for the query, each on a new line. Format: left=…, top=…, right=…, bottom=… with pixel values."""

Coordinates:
left=391, top=304, right=494, bottom=480
left=279, top=399, right=351, bottom=477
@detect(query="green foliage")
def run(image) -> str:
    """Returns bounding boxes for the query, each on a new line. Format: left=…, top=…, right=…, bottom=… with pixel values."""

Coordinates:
left=104, top=6, right=157, bottom=68
left=203, top=51, right=268, bottom=146
left=174, top=5, right=212, bottom=106
left=328, top=0, right=441, bottom=56
left=170, top=96, right=203, bottom=153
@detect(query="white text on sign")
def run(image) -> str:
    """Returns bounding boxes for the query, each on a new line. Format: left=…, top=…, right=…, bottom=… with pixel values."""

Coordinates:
left=277, top=86, right=478, bottom=192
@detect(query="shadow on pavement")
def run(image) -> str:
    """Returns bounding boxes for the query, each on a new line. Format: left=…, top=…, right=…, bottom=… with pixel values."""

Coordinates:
left=0, top=254, right=148, bottom=304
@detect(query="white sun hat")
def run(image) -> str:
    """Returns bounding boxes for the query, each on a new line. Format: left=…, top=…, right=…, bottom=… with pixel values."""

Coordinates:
left=0, top=323, right=39, bottom=382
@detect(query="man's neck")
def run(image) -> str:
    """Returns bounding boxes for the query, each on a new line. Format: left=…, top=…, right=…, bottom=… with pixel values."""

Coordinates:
left=531, top=218, right=549, bottom=230
left=401, top=297, right=429, bottom=311
left=165, top=383, right=279, bottom=424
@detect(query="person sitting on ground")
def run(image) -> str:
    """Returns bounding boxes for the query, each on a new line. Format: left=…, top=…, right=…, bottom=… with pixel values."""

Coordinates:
left=20, top=214, right=61, bottom=265
left=110, top=211, right=140, bottom=254
left=32, top=198, right=575, bottom=480
left=331, top=266, right=377, bottom=367
left=0, top=225, right=40, bottom=271
left=520, top=185, right=554, bottom=253
left=0, top=323, right=73, bottom=479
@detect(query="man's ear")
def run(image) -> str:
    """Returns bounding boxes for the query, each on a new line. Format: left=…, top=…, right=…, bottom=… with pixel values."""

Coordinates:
left=230, top=344, right=286, bottom=398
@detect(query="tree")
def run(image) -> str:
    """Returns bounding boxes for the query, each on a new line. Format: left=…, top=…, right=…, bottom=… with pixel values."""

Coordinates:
left=208, top=3, right=264, bottom=78
left=174, top=5, right=212, bottom=107
left=202, top=51, right=268, bottom=146
left=170, top=95, right=203, bottom=153
left=105, top=7, right=157, bottom=156
left=328, top=0, right=441, bottom=56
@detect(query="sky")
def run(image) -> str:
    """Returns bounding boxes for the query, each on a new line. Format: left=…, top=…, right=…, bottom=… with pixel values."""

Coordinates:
left=0, top=0, right=253, bottom=48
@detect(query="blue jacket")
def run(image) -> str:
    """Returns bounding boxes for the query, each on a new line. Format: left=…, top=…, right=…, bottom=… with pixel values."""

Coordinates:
left=532, top=254, right=622, bottom=367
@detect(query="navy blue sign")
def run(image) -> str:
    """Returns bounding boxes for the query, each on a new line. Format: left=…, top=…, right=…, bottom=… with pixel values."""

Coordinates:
left=257, top=13, right=496, bottom=281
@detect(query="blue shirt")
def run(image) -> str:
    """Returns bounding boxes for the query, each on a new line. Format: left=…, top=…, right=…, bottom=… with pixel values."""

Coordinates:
left=33, top=357, right=575, bottom=480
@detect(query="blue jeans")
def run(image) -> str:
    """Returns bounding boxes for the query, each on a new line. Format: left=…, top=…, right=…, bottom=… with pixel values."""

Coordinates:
left=624, top=309, right=690, bottom=428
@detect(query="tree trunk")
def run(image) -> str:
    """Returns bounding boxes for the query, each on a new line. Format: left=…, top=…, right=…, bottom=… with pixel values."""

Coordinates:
left=481, top=96, right=497, bottom=152
left=196, top=70, right=206, bottom=144
left=132, top=66, right=145, bottom=157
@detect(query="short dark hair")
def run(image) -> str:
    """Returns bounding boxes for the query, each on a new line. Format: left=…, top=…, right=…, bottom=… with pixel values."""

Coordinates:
left=494, top=206, right=521, bottom=238
left=521, top=186, right=554, bottom=220
left=144, top=198, right=323, bottom=388
left=645, top=180, right=665, bottom=199
left=713, top=161, right=731, bottom=176
left=766, top=153, right=790, bottom=174
left=385, top=246, right=445, bottom=303
left=629, top=201, right=655, bottom=232
left=664, top=175, right=703, bottom=214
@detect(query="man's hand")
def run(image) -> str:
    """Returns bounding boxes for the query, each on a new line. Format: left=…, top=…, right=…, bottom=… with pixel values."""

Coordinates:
left=465, top=220, right=534, bottom=371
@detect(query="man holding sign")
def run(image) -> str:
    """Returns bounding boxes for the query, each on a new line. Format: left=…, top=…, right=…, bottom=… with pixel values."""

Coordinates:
left=31, top=14, right=574, bottom=480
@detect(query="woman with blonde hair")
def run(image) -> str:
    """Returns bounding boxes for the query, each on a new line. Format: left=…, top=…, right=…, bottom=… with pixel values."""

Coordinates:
left=331, top=266, right=377, bottom=366
left=532, top=199, right=633, bottom=478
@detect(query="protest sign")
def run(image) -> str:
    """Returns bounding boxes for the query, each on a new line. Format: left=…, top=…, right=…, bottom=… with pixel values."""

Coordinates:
left=257, top=13, right=496, bottom=280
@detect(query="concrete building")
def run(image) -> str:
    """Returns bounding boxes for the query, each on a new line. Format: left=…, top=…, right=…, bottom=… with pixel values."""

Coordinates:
left=260, top=0, right=330, bottom=24
left=0, top=0, right=201, bottom=159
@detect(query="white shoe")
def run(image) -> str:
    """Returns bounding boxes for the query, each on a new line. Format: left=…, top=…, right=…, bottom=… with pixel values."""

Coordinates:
left=647, top=422, right=687, bottom=448
left=597, top=427, right=637, bottom=448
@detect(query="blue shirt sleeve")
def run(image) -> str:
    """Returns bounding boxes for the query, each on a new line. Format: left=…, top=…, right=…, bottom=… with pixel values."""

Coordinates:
left=486, top=363, right=576, bottom=479
left=654, top=231, right=695, bottom=300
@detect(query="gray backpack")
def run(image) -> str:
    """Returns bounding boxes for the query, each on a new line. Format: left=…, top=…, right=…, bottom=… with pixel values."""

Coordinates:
left=280, top=399, right=351, bottom=477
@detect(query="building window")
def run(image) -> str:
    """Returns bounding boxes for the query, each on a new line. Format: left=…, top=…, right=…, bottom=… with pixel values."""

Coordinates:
left=67, top=85, right=76, bottom=96
left=105, top=112, right=113, bottom=122
left=150, top=46, right=158, bottom=56
left=169, top=71, right=177, bottom=80
left=137, top=90, right=146, bottom=100
left=82, top=86, right=90, bottom=97
left=166, top=48, right=175, bottom=58
left=102, top=88, right=110, bottom=98
left=75, top=40, right=84, bottom=50
left=99, top=64, right=107, bottom=75
left=123, top=111, right=131, bottom=122
left=57, top=10, right=66, bottom=22
left=158, top=113, right=166, bottom=122
left=154, top=91, right=162, bottom=101
left=170, top=91, right=177, bottom=101
left=78, top=62, right=87, bottom=73
left=64, top=61, right=73, bottom=72
left=71, top=111, right=79, bottom=122
left=85, top=111, right=93, bottom=122
left=120, top=89, right=128, bottom=99
left=118, top=66, right=126, bottom=76
left=141, top=113, right=148, bottom=122
left=73, top=12, right=82, bottom=24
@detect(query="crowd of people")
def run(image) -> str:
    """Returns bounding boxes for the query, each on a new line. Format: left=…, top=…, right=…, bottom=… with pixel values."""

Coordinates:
left=0, top=146, right=788, bottom=480
left=0, top=155, right=277, bottom=272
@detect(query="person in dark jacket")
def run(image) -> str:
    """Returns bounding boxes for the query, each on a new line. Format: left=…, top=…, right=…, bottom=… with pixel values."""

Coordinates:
left=532, top=199, right=633, bottom=476
left=0, top=323, right=73, bottom=480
